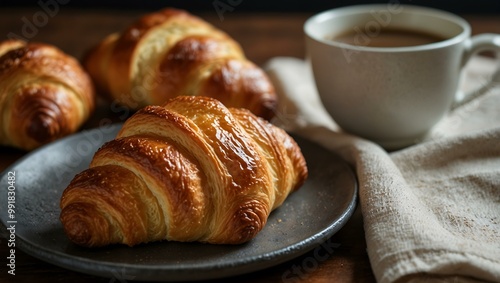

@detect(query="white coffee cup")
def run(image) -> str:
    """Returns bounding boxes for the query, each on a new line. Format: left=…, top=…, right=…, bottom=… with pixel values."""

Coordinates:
left=304, top=4, right=500, bottom=149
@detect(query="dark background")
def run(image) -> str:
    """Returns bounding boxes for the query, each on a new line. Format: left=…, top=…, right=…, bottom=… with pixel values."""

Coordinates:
left=1, top=0, right=499, bottom=14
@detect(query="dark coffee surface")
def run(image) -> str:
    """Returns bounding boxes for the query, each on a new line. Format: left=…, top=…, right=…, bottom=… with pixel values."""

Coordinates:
left=331, top=28, right=446, bottom=47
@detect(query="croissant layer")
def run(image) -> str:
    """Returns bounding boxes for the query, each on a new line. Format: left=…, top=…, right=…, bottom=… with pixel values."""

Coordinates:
left=60, top=96, right=307, bottom=247
left=0, top=40, right=94, bottom=150
left=83, top=8, right=277, bottom=120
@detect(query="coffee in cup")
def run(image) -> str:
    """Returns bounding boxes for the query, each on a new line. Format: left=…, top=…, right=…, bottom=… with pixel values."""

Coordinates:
left=330, top=27, right=446, bottom=48
left=304, top=4, right=500, bottom=149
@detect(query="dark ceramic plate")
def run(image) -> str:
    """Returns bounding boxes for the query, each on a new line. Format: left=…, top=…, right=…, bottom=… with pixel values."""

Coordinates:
left=0, top=123, right=357, bottom=281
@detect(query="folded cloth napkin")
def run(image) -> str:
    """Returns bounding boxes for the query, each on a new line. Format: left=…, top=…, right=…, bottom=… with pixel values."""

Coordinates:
left=265, top=55, right=500, bottom=283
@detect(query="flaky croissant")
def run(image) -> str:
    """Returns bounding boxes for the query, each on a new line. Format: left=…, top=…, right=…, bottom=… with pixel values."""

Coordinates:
left=60, top=96, right=307, bottom=247
left=83, top=8, right=277, bottom=120
left=0, top=40, right=95, bottom=150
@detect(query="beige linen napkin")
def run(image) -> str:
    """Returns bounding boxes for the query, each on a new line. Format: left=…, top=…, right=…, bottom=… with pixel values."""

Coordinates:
left=265, top=56, right=500, bottom=283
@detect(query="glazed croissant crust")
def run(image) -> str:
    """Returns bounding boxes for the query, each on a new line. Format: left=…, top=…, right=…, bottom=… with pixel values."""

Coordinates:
left=60, top=96, right=307, bottom=247
left=0, top=40, right=95, bottom=150
left=84, top=8, right=277, bottom=120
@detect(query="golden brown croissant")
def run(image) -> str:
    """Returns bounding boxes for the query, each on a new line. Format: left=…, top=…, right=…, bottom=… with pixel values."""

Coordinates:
left=60, top=96, right=307, bottom=247
left=83, top=8, right=277, bottom=120
left=0, top=40, right=95, bottom=150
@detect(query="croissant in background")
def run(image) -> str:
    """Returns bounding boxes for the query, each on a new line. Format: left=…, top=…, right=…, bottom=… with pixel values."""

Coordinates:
left=84, top=8, right=277, bottom=120
left=60, top=96, right=307, bottom=247
left=0, top=40, right=95, bottom=150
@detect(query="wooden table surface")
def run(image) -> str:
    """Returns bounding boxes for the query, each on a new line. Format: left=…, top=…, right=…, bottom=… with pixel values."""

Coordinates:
left=0, top=6, right=499, bottom=283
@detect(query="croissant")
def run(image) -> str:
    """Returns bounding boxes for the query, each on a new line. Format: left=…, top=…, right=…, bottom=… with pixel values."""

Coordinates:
left=0, top=40, right=95, bottom=150
left=60, top=96, right=307, bottom=247
left=83, top=8, right=277, bottom=120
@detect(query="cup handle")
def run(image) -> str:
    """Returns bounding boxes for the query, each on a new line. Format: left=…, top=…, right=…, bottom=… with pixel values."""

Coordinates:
left=452, top=33, right=500, bottom=110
